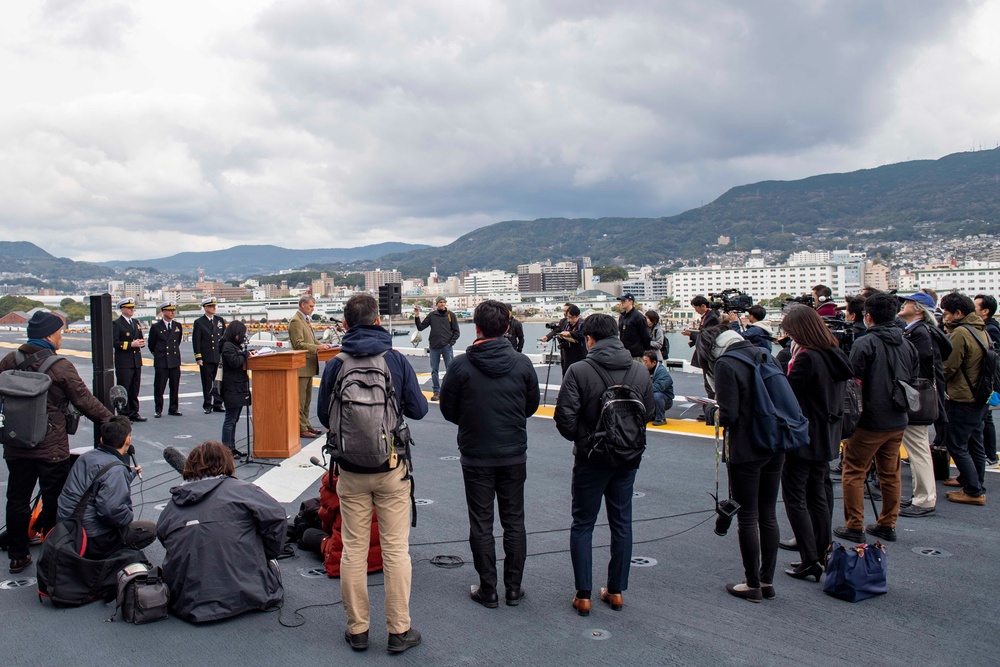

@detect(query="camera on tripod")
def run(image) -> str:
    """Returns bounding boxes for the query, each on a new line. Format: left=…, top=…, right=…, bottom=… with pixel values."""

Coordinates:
left=708, top=289, right=754, bottom=313
left=544, top=321, right=562, bottom=332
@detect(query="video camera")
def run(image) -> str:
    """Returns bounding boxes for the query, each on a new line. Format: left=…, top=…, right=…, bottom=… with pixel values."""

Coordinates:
left=785, top=293, right=815, bottom=308
left=708, top=289, right=754, bottom=313
left=544, top=321, right=562, bottom=331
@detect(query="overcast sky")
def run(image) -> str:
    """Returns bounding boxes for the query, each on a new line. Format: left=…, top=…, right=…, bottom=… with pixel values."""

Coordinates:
left=1, top=1, right=997, bottom=263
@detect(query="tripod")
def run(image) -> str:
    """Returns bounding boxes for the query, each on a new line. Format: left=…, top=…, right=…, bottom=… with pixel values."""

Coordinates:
left=541, top=337, right=559, bottom=405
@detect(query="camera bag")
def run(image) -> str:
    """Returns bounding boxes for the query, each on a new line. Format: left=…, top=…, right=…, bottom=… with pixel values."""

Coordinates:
left=37, top=462, right=145, bottom=607
left=111, top=562, right=169, bottom=624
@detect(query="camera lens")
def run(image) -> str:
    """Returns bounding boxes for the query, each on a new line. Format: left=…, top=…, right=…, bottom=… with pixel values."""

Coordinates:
left=714, top=512, right=733, bottom=536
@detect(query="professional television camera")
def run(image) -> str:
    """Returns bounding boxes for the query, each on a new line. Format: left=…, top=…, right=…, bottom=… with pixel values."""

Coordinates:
left=780, top=297, right=857, bottom=352
left=708, top=289, right=755, bottom=313
left=544, top=321, right=562, bottom=332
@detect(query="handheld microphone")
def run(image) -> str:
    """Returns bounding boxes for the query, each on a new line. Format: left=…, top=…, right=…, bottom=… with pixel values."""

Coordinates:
left=163, top=446, right=188, bottom=474
left=110, top=385, right=128, bottom=415
left=309, top=456, right=327, bottom=470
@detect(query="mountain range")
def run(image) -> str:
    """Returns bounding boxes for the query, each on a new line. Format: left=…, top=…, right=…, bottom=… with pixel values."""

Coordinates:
left=3, top=147, right=997, bottom=285
left=102, top=242, right=431, bottom=276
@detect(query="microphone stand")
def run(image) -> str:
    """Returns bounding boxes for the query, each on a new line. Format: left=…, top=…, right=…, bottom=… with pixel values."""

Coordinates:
left=237, top=341, right=279, bottom=470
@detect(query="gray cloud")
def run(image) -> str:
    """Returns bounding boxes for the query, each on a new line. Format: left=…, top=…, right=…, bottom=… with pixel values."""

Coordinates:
left=0, top=0, right=993, bottom=263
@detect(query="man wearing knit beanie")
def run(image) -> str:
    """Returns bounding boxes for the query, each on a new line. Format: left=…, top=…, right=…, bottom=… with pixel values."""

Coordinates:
left=1, top=311, right=114, bottom=574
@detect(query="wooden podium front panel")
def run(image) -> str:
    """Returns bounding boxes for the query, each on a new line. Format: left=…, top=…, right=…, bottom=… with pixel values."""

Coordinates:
left=248, top=350, right=306, bottom=459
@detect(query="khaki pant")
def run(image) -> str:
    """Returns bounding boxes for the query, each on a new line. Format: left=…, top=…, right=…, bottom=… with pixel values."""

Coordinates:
left=902, top=424, right=936, bottom=509
left=298, top=376, right=314, bottom=431
left=842, top=427, right=904, bottom=530
left=337, top=466, right=412, bottom=635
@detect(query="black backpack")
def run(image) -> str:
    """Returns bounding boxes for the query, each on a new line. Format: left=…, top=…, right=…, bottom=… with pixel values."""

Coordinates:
left=841, top=379, right=863, bottom=441
left=580, top=360, right=647, bottom=470
left=37, top=462, right=146, bottom=607
left=959, top=324, right=1000, bottom=406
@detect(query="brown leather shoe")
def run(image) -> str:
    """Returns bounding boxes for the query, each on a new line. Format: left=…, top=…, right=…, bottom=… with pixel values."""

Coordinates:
left=599, top=587, right=623, bottom=611
left=943, top=478, right=961, bottom=487
left=300, top=431, right=318, bottom=439
left=946, top=489, right=986, bottom=505
left=571, top=596, right=591, bottom=616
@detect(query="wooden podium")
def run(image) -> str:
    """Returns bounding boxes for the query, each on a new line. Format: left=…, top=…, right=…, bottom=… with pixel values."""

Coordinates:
left=248, top=350, right=306, bottom=459
left=317, top=346, right=342, bottom=364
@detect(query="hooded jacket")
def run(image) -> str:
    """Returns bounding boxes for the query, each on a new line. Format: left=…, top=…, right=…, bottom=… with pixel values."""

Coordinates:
left=741, top=322, right=774, bottom=352
left=414, top=307, right=461, bottom=349
left=440, top=337, right=539, bottom=465
left=317, top=325, right=428, bottom=473
left=943, top=313, right=990, bottom=404
left=156, top=475, right=287, bottom=623
left=786, top=346, right=853, bottom=461
left=848, top=323, right=919, bottom=432
left=713, top=340, right=776, bottom=464
left=554, top=337, right=654, bottom=468
left=56, top=446, right=135, bottom=540
left=0, top=344, right=113, bottom=463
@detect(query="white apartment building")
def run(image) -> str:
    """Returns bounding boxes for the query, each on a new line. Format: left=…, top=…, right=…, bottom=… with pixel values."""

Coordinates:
left=915, top=267, right=1000, bottom=297
left=670, top=264, right=847, bottom=303
left=621, top=276, right=671, bottom=301
left=464, top=270, right=517, bottom=294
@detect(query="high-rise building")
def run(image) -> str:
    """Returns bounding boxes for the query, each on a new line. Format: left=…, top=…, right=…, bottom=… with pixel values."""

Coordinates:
left=363, top=269, right=402, bottom=291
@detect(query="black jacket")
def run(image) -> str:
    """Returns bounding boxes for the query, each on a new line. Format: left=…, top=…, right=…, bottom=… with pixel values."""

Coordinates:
left=220, top=341, right=250, bottom=408
left=554, top=337, right=654, bottom=468
left=157, top=475, right=286, bottom=623
left=192, top=315, right=226, bottom=364
left=503, top=318, right=525, bottom=353
left=786, top=347, right=853, bottom=461
left=849, top=323, right=918, bottom=432
left=414, top=308, right=461, bottom=349
left=57, top=446, right=135, bottom=540
left=688, top=310, right=721, bottom=368
left=148, top=319, right=183, bottom=368
left=112, top=317, right=144, bottom=369
left=714, top=341, right=776, bottom=464
left=903, top=320, right=946, bottom=425
left=440, top=337, right=539, bottom=465
left=619, top=307, right=651, bottom=357
left=985, top=318, right=1000, bottom=348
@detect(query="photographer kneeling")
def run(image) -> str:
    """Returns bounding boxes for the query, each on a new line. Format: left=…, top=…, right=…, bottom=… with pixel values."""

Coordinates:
left=156, top=440, right=287, bottom=623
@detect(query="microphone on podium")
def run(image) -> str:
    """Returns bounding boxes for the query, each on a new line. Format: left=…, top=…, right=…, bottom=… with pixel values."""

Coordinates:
left=163, top=446, right=188, bottom=474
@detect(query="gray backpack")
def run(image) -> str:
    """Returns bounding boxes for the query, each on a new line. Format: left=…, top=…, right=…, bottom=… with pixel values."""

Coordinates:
left=0, top=350, right=63, bottom=448
left=325, top=351, right=408, bottom=468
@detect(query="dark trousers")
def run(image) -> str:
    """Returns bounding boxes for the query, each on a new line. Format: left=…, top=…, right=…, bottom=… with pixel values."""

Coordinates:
left=729, top=454, right=783, bottom=588
left=85, top=520, right=158, bottom=559
left=115, top=365, right=142, bottom=417
left=198, top=362, right=223, bottom=410
left=570, top=464, right=637, bottom=593
left=222, top=406, right=244, bottom=450
left=4, top=458, right=72, bottom=560
left=153, top=366, right=180, bottom=414
left=781, top=456, right=831, bottom=564
left=945, top=401, right=988, bottom=496
left=461, top=463, right=527, bottom=595
left=983, top=410, right=997, bottom=459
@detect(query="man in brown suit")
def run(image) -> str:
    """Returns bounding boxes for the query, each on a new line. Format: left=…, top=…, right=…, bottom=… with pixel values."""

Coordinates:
left=289, top=295, right=333, bottom=438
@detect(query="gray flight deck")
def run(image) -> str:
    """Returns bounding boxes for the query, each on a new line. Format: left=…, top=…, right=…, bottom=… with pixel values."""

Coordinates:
left=0, top=330, right=996, bottom=666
